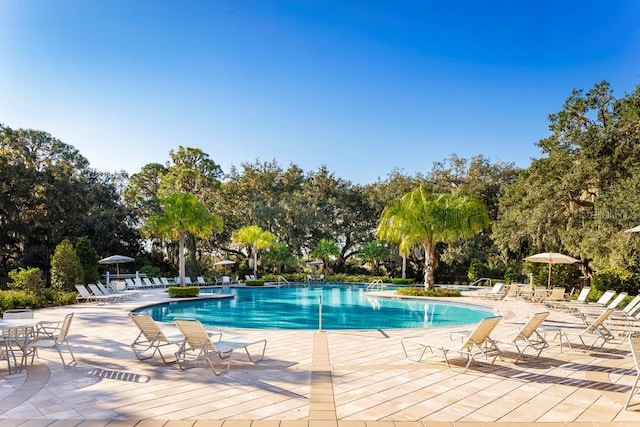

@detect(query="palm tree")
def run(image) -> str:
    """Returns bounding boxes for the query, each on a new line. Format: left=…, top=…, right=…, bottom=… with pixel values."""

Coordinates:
left=377, top=186, right=489, bottom=289
left=144, top=192, right=223, bottom=286
left=312, top=238, right=340, bottom=276
left=232, top=225, right=276, bottom=279
left=359, top=240, right=389, bottom=276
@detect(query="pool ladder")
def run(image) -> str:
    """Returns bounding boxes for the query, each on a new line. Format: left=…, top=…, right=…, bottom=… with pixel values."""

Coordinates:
left=365, top=279, right=386, bottom=292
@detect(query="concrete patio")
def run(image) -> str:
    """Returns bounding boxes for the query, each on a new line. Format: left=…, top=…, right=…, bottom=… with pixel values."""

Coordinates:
left=0, top=287, right=639, bottom=426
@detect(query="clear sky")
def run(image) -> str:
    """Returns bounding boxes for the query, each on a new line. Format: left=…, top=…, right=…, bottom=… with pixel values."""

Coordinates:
left=1, top=1, right=639, bottom=185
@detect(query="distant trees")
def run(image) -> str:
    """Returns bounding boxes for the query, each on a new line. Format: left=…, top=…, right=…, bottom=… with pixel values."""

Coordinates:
left=0, top=124, right=140, bottom=279
left=493, top=81, right=640, bottom=281
left=6, top=79, right=639, bottom=287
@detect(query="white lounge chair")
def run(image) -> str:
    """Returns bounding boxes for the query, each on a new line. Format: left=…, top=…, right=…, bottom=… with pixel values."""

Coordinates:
left=160, top=277, right=172, bottom=287
left=542, top=287, right=566, bottom=308
left=197, top=276, right=208, bottom=286
left=571, top=309, right=616, bottom=349
left=401, top=316, right=502, bottom=371
left=174, top=318, right=266, bottom=375
left=478, top=283, right=506, bottom=300
left=626, top=335, right=640, bottom=409
left=75, top=284, right=111, bottom=304
left=153, top=277, right=164, bottom=288
left=558, top=286, right=591, bottom=312
left=88, top=284, right=122, bottom=302
left=129, top=313, right=207, bottom=364
left=495, top=312, right=550, bottom=363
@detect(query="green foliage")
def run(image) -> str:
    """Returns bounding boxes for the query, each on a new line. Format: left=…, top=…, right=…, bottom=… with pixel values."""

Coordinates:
left=75, top=237, right=100, bottom=283
left=396, top=287, right=462, bottom=297
left=42, top=289, right=78, bottom=306
left=0, top=124, right=141, bottom=278
left=232, top=225, right=277, bottom=278
left=50, top=239, right=83, bottom=291
left=139, top=265, right=161, bottom=279
left=591, top=268, right=640, bottom=295
left=262, top=242, right=297, bottom=274
left=312, top=238, right=340, bottom=275
left=377, top=185, right=490, bottom=288
left=0, top=288, right=74, bottom=311
left=144, top=192, right=223, bottom=286
left=467, top=260, right=486, bottom=283
left=391, top=278, right=415, bottom=285
left=324, top=274, right=389, bottom=283
left=358, top=240, right=390, bottom=275
left=8, top=267, right=45, bottom=295
left=168, top=286, right=200, bottom=298
left=245, top=280, right=265, bottom=286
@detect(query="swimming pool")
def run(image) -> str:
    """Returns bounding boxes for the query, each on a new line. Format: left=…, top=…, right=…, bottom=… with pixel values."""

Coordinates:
left=136, top=284, right=494, bottom=330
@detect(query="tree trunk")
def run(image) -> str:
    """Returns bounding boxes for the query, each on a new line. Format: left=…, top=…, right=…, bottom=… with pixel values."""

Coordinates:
left=178, top=233, right=186, bottom=286
left=401, top=254, right=406, bottom=279
left=423, top=244, right=434, bottom=290
left=253, top=244, right=258, bottom=279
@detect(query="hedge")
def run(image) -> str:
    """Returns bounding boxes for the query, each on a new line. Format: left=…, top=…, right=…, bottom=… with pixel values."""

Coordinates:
left=168, top=286, right=200, bottom=298
left=245, top=280, right=265, bottom=286
left=396, top=288, right=462, bottom=297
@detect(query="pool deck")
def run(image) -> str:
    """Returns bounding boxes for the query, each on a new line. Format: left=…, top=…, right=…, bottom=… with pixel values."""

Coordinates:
left=1, top=287, right=639, bottom=426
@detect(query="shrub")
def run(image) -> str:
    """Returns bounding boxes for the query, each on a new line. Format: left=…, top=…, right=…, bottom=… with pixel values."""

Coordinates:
left=245, top=280, right=265, bottom=286
left=396, top=287, right=462, bottom=297
left=391, top=278, right=415, bottom=285
left=140, top=264, right=161, bottom=279
left=8, top=267, right=45, bottom=295
left=168, top=286, right=199, bottom=298
left=592, top=268, right=639, bottom=295
left=51, top=239, right=83, bottom=291
left=0, top=290, right=44, bottom=311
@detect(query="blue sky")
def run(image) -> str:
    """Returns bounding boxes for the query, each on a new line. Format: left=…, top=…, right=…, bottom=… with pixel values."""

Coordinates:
left=1, top=1, right=639, bottom=184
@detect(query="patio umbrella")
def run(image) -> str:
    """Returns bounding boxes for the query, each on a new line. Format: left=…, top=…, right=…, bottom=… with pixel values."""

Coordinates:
left=523, top=252, right=579, bottom=287
left=98, top=255, right=135, bottom=276
left=214, top=259, right=236, bottom=274
left=624, top=225, right=640, bottom=233
left=307, top=259, right=323, bottom=271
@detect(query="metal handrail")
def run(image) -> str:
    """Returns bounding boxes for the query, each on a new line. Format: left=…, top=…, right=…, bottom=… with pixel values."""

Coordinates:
left=365, top=279, right=385, bottom=292
left=470, top=278, right=494, bottom=287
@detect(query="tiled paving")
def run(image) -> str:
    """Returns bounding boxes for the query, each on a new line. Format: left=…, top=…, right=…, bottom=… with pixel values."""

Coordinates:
left=0, top=288, right=639, bottom=426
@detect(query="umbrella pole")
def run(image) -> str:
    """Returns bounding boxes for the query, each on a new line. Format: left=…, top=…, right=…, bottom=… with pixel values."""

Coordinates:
left=547, top=263, right=552, bottom=288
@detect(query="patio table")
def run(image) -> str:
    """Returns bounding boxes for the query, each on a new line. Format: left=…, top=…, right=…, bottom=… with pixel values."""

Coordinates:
left=0, top=319, right=42, bottom=373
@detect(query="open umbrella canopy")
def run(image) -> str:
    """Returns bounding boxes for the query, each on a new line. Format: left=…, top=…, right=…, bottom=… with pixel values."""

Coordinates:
left=98, top=255, right=135, bottom=276
left=524, top=252, right=579, bottom=287
left=307, top=260, right=323, bottom=266
left=214, top=259, right=236, bottom=266
left=624, top=225, right=640, bottom=233
left=99, top=255, right=135, bottom=265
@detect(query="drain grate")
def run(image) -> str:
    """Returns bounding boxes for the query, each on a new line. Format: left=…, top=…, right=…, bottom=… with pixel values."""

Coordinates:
left=89, top=368, right=150, bottom=383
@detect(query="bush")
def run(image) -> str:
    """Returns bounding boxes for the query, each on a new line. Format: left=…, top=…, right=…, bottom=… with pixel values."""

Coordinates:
left=396, top=287, right=462, bottom=297
left=391, top=278, right=415, bottom=285
left=51, top=239, right=83, bottom=291
left=168, top=286, right=199, bottom=298
left=8, top=267, right=46, bottom=295
left=245, top=280, right=265, bottom=286
left=592, top=268, right=639, bottom=295
left=140, top=264, right=161, bottom=279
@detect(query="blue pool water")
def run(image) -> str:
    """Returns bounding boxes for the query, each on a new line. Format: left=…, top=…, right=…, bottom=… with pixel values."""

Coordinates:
left=136, top=284, right=494, bottom=330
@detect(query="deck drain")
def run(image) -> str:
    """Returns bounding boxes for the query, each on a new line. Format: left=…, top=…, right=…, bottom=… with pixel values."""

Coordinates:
left=89, top=368, right=150, bottom=383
